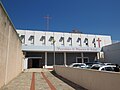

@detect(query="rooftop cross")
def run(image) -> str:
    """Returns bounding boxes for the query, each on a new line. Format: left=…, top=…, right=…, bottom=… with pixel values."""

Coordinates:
left=97, top=38, right=101, bottom=48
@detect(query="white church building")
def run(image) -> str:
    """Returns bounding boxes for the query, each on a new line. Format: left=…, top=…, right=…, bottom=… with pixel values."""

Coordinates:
left=17, top=29, right=112, bottom=69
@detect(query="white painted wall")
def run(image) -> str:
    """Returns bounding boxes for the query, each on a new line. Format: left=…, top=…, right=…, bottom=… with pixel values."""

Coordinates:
left=34, top=31, right=46, bottom=46
left=17, top=29, right=112, bottom=51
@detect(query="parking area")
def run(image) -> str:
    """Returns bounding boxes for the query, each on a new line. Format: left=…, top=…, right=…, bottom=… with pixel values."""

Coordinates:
left=68, top=61, right=120, bottom=72
left=0, top=69, right=86, bottom=90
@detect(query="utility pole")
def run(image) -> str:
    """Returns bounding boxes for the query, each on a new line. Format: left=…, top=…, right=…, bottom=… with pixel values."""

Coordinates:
left=44, top=15, right=55, bottom=66
left=44, top=15, right=51, bottom=31
left=53, top=39, right=56, bottom=65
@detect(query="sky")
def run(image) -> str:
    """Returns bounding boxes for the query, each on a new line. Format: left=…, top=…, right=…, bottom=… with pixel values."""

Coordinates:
left=1, top=0, right=120, bottom=40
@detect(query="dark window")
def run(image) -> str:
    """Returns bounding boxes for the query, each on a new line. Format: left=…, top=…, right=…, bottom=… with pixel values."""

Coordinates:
left=40, top=36, right=45, bottom=45
left=49, top=36, right=54, bottom=45
left=59, top=37, right=64, bottom=45
left=105, top=67, right=113, bottom=71
left=84, top=38, right=89, bottom=46
left=20, top=35, right=25, bottom=44
left=49, top=36, right=54, bottom=41
left=67, top=37, right=72, bottom=46
left=77, top=38, right=81, bottom=46
left=28, top=35, right=34, bottom=44
left=92, top=38, right=96, bottom=47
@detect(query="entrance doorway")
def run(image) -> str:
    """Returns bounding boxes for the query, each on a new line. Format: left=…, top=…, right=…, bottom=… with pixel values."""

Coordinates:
left=28, top=57, right=44, bottom=68
left=76, top=57, right=89, bottom=63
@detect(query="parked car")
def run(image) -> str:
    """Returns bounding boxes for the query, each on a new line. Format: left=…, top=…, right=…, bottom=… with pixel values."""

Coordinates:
left=69, top=63, right=87, bottom=68
left=104, top=63, right=115, bottom=65
left=91, top=65, right=119, bottom=72
left=85, top=61, right=104, bottom=68
left=103, top=63, right=120, bottom=68
left=90, top=64, right=103, bottom=70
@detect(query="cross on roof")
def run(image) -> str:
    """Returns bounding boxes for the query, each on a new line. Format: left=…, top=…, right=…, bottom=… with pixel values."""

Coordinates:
left=97, top=38, right=101, bottom=48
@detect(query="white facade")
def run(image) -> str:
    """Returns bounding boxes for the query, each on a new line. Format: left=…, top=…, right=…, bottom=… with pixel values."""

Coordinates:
left=17, top=29, right=112, bottom=69
left=17, top=29, right=111, bottom=52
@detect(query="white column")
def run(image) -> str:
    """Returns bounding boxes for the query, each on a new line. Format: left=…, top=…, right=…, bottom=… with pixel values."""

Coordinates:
left=81, top=52, right=84, bottom=63
left=24, top=58, right=28, bottom=69
left=64, top=52, right=66, bottom=66
left=45, top=52, right=47, bottom=68
left=97, top=52, right=100, bottom=61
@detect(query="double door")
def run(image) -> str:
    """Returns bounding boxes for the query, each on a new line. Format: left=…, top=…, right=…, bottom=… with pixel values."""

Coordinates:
left=28, top=59, right=44, bottom=68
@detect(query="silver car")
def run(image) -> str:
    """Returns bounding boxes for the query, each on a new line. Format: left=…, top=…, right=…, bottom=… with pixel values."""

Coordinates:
left=69, top=63, right=87, bottom=68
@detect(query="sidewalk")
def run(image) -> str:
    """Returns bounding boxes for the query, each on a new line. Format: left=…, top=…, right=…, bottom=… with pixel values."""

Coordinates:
left=1, top=69, right=87, bottom=90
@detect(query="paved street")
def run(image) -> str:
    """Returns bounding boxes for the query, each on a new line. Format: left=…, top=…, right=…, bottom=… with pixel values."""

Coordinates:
left=1, top=69, right=86, bottom=90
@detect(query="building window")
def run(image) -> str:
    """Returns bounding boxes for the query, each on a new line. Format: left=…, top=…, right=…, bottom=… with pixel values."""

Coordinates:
left=49, top=36, right=54, bottom=45
left=40, top=36, right=45, bottom=45
left=28, top=35, right=34, bottom=44
left=84, top=38, right=89, bottom=46
left=92, top=38, right=96, bottom=47
left=77, top=38, right=81, bottom=46
left=67, top=37, right=72, bottom=46
left=59, top=37, right=64, bottom=45
left=20, top=35, right=25, bottom=44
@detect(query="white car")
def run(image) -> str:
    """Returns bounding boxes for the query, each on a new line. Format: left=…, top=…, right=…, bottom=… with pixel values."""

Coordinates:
left=69, top=63, right=86, bottom=68
left=99, top=65, right=117, bottom=71
left=91, top=65, right=119, bottom=72
left=104, top=63, right=117, bottom=66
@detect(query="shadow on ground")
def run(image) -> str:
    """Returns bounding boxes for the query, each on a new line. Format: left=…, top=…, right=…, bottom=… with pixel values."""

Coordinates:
left=50, top=71, right=88, bottom=90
